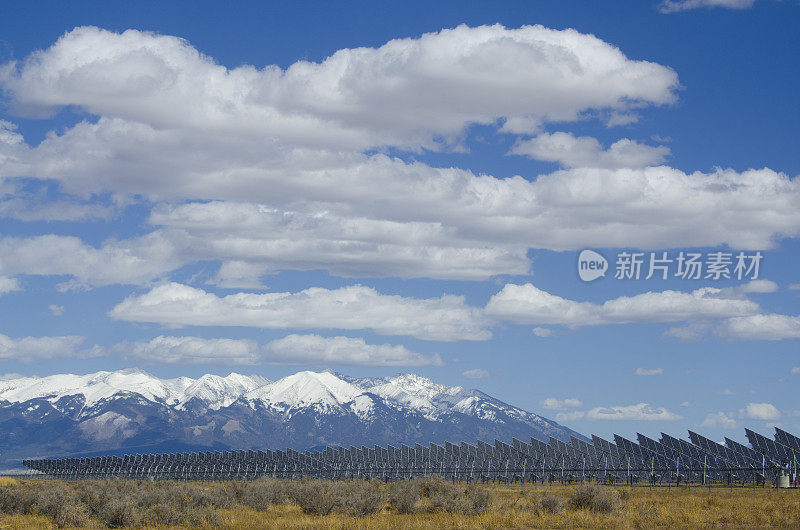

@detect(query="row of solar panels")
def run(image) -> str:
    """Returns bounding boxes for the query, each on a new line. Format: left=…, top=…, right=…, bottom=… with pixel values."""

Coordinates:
left=22, top=427, right=799, bottom=483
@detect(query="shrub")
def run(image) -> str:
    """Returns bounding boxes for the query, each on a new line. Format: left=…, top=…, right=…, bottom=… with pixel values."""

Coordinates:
left=388, top=480, right=419, bottom=514
left=238, top=478, right=286, bottom=511
left=0, top=485, right=37, bottom=514
left=569, top=484, right=601, bottom=510
left=288, top=480, right=339, bottom=515
left=540, top=494, right=563, bottom=513
left=97, top=498, right=143, bottom=528
left=592, top=490, right=620, bottom=514
left=568, top=484, right=620, bottom=513
left=338, top=480, right=384, bottom=516
left=427, top=482, right=490, bottom=515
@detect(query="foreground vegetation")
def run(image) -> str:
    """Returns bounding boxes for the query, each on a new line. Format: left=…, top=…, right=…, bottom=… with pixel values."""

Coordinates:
left=0, top=476, right=798, bottom=528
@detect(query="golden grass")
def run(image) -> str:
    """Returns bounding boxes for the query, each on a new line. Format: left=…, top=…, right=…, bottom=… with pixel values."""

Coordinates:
left=1, top=480, right=798, bottom=529
left=0, top=479, right=17, bottom=488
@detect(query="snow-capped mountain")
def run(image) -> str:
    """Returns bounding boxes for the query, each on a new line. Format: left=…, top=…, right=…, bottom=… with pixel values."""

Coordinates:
left=0, top=369, right=584, bottom=468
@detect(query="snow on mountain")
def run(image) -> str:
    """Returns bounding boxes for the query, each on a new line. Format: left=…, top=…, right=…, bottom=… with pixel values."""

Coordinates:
left=0, top=368, right=191, bottom=409
left=244, top=371, right=363, bottom=415
left=0, top=368, right=585, bottom=467
left=0, top=369, right=553, bottom=424
left=180, top=373, right=269, bottom=410
left=0, top=369, right=267, bottom=413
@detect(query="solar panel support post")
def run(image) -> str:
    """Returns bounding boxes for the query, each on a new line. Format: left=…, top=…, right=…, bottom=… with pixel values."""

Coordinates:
left=703, top=456, right=707, bottom=487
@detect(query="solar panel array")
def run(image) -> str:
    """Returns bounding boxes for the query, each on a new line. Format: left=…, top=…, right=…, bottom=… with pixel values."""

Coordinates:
left=22, top=427, right=799, bottom=485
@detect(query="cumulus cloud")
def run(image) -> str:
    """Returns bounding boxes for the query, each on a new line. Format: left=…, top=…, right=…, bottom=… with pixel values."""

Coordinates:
left=586, top=403, right=681, bottom=421
left=510, top=132, right=670, bottom=168
left=720, top=314, right=800, bottom=340
left=540, top=397, right=583, bottom=410
left=485, top=283, right=759, bottom=327
left=0, top=333, right=85, bottom=362
left=741, top=402, right=780, bottom=420
left=737, top=279, right=779, bottom=294
left=659, top=0, right=756, bottom=13
left=635, top=367, right=664, bottom=376
left=555, top=411, right=585, bottom=422
left=532, top=327, right=554, bottom=337
left=0, top=276, right=21, bottom=295
left=792, top=367, right=800, bottom=374
left=461, top=369, right=490, bottom=379
left=0, top=25, right=678, bottom=154
left=0, top=233, right=181, bottom=287
left=116, top=336, right=261, bottom=365
left=149, top=201, right=529, bottom=280
left=263, top=334, right=442, bottom=366
left=48, top=305, right=64, bottom=316
left=109, top=282, right=490, bottom=342
left=114, top=334, right=440, bottom=366
left=0, top=26, right=798, bottom=292
left=701, top=412, right=738, bottom=429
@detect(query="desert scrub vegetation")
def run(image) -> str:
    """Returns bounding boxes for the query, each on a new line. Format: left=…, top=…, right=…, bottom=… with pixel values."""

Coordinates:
left=0, top=479, right=799, bottom=528
left=567, top=483, right=621, bottom=513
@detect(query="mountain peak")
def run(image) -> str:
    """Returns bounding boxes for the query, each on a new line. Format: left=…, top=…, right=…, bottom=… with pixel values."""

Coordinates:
left=0, top=368, right=585, bottom=467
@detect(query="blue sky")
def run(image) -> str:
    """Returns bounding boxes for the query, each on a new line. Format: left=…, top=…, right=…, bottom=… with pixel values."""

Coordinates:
left=0, top=0, right=798, bottom=443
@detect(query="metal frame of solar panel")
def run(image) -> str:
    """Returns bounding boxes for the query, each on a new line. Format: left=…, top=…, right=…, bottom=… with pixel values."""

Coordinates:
left=21, top=428, right=800, bottom=486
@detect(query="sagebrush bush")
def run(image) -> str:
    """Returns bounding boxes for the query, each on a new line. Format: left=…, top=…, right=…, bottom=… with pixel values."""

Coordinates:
left=426, top=481, right=491, bottom=515
left=287, top=479, right=340, bottom=515
left=388, top=480, right=419, bottom=514
left=568, top=484, right=620, bottom=513
left=569, top=484, right=600, bottom=510
left=592, top=489, right=620, bottom=514
left=338, top=480, right=384, bottom=516
left=539, top=493, right=563, bottom=513
left=238, top=478, right=286, bottom=511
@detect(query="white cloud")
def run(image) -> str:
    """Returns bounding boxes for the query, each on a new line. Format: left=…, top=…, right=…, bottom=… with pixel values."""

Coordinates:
left=48, top=305, right=64, bottom=316
left=789, top=284, right=800, bottom=291
left=461, top=369, right=490, bottom=379
left=741, top=402, right=780, bottom=420
left=0, top=25, right=677, bottom=155
left=719, top=389, right=737, bottom=395
left=660, top=0, right=756, bottom=13
left=149, top=201, right=529, bottom=281
left=720, top=314, right=800, bottom=340
left=555, top=411, right=585, bottom=422
left=115, top=334, right=439, bottom=366
left=635, top=367, right=663, bottom=376
left=791, top=367, right=800, bottom=374
left=485, top=283, right=759, bottom=327
left=586, top=403, right=681, bottom=421
left=701, top=412, right=738, bottom=429
left=663, top=322, right=712, bottom=341
left=116, top=336, right=261, bottom=365
left=510, top=132, right=669, bottom=169
left=0, top=333, right=85, bottom=362
left=109, top=282, right=490, bottom=342
left=263, top=334, right=442, bottom=366
left=0, top=233, right=181, bottom=287
left=540, top=397, right=583, bottom=410
left=0, top=276, right=21, bottom=295
left=532, top=327, right=554, bottom=337
left=0, top=26, right=798, bottom=289
left=738, top=279, right=779, bottom=294
left=680, top=401, right=692, bottom=407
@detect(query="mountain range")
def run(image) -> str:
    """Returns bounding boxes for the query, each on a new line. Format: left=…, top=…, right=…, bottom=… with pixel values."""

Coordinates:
left=0, top=369, right=584, bottom=469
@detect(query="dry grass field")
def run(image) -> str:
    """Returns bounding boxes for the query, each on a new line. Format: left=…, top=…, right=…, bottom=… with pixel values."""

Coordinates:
left=0, top=477, right=798, bottom=529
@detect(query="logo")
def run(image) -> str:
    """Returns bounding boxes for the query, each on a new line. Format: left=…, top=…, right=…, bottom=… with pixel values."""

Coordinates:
left=578, top=249, right=607, bottom=282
